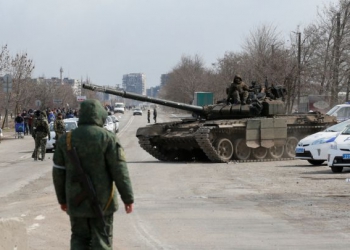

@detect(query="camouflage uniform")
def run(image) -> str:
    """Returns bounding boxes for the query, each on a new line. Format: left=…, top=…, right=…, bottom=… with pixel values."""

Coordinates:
left=227, top=75, right=249, bottom=104
left=52, top=99, right=134, bottom=250
left=54, top=116, right=65, bottom=141
left=33, top=112, right=50, bottom=161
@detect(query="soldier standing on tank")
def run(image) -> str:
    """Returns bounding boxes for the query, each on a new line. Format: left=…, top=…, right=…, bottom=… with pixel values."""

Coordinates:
left=32, top=110, right=50, bottom=161
left=52, top=99, right=134, bottom=249
left=227, top=75, right=249, bottom=105
left=147, top=110, right=150, bottom=123
left=54, top=113, right=66, bottom=141
left=153, top=108, right=157, bottom=123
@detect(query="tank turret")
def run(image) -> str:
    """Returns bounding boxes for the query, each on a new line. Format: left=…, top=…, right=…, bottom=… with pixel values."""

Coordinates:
left=83, top=83, right=284, bottom=120
left=83, top=83, right=337, bottom=163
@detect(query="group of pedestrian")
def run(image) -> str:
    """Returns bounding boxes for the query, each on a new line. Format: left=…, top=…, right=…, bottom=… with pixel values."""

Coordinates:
left=147, top=108, right=157, bottom=123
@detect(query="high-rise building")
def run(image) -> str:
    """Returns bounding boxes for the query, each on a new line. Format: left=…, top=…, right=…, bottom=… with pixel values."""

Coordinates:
left=160, top=74, right=169, bottom=86
left=122, top=73, right=146, bottom=95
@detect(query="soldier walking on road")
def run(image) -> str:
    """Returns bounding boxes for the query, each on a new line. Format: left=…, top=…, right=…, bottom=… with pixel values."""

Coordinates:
left=153, top=108, right=157, bottom=123
left=32, top=110, right=50, bottom=161
left=52, top=99, right=134, bottom=249
left=147, top=110, right=150, bottom=123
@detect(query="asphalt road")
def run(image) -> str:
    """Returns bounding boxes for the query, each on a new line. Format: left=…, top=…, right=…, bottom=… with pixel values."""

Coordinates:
left=1, top=110, right=350, bottom=250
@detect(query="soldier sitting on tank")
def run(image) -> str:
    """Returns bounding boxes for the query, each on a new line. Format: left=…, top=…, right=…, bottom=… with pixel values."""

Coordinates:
left=249, top=81, right=266, bottom=101
left=226, top=75, right=249, bottom=105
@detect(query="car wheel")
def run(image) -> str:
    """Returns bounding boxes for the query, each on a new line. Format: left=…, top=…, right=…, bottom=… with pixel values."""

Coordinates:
left=307, top=160, right=325, bottom=165
left=331, top=166, right=343, bottom=173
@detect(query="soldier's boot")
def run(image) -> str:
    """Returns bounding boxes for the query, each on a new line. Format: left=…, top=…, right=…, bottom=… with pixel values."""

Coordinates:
left=41, top=151, right=45, bottom=161
left=33, top=149, right=38, bottom=161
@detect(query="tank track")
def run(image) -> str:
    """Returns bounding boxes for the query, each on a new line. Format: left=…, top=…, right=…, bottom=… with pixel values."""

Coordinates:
left=194, top=126, right=310, bottom=163
left=194, top=126, right=226, bottom=163
left=138, top=124, right=330, bottom=163
left=138, top=137, right=169, bottom=161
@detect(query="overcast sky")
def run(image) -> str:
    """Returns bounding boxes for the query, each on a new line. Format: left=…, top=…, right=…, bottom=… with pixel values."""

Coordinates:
left=0, top=0, right=336, bottom=88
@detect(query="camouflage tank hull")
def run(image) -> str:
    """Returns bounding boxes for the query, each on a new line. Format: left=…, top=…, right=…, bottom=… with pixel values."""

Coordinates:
left=136, top=114, right=336, bottom=163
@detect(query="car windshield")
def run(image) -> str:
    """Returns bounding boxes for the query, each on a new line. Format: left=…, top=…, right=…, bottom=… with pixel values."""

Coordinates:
left=324, top=119, right=350, bottom=132
left=341, top=126, right=350, bottom=135
left=326, top=105, right=341, bottom=116
left=49, top=121, right=77, bottom=132
left=104, top=117, right=112, bottom=124
left=65, top=122, right=77, bottom=131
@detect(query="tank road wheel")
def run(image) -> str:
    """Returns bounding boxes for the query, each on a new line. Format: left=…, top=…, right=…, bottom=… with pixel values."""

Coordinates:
left=234, top=139, right=251, bottom=160
left=268, top=146, right=284, bottom=159
left=215, top=138, right=234, bottom=162
left=284, top=137, right=299, bottom=158
left=251, top=147, right=268, bottom=160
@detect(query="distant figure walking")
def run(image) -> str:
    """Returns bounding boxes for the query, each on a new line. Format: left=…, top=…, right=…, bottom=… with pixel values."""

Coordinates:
left=147, top=110, right=150, bottom=123
left=153, top=108, right=157, bottom=123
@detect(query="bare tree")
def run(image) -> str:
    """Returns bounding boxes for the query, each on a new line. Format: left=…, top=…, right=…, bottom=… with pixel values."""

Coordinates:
left=8, top=52, right=35, bottom=114
left=0, top=45, right=10, bottom=115
left=160, top=55, right=209, bottom=104
left=302, top=0, right=350, bottom=105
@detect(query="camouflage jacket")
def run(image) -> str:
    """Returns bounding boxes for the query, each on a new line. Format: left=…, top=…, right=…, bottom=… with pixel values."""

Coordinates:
left=228, top=81, right=249, bottom=94
left=33, top=117, right=50, bottom=139
left=54, top=119, right=65, bottom=134
left=52, top=99, right=134, bottom=217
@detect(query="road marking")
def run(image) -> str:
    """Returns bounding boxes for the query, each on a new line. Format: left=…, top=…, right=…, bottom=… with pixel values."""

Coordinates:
left=118, top=116, right=134, bottom=138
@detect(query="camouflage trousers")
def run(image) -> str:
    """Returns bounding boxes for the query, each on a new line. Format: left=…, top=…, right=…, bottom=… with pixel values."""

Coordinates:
left=230, top=90, right=248, bottom=104
left=33, top=137, right=47, bottom=161
left=70, top=214, right=113, bottom=250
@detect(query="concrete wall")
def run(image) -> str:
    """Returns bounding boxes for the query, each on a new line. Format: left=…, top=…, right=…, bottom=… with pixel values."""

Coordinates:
left=0, top=218, right=28, bottom=250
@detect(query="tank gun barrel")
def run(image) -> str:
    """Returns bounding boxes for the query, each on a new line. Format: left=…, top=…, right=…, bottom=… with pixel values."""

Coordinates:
left=82, top=83, right=204, bottom=114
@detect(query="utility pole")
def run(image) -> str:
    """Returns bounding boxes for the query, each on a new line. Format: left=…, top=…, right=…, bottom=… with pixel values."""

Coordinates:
left=331, top=13, right=341, bottom=107
left=297, top=32, right=301, bottom=110
left=1, top=74, right=12, bottom=129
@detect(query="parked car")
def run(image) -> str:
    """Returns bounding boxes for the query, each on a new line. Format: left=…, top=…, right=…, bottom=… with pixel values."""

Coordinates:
left=104, top=116, right=116, bottom=133
left=326, top=103, right=350, bottom=122
left=46, top=118, right=79, bottom=152
left=133, top=108, right=143, bottom=116
left=328, top=125, right=350, bottom=173
left=295, top=119, right=350, bottom=165
left=109, top=115, right=119, bottom=133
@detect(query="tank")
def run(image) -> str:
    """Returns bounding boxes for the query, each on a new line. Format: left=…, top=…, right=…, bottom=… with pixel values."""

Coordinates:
left=82, top=83, right=337, bottom=163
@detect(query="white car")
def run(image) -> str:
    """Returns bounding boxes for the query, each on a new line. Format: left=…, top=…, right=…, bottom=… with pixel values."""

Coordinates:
left=295, top=119, right=350, bottom=165
left=326, top=103, right=350, bottom=122
left=328, top=125, right=350, bottom=173
left=109, top=115, right=119, bottom=133
left=46, top=118, right=78, bottom=152
left=133, top=108, right=143, bottom=116
left=104, top=116, right=117, bottom=133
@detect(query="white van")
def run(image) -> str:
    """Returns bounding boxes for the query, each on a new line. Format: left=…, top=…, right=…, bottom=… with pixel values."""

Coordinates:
left=114, top=102, right=125, bottom=114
